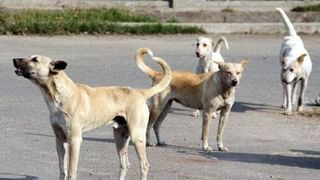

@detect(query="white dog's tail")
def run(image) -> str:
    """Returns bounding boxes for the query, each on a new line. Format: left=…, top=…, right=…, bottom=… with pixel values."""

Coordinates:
left=136, top=47, right=172, bottom=98
left=276, top=8, right=297, bottom=36
left=214, top=36, right=229, bottom=53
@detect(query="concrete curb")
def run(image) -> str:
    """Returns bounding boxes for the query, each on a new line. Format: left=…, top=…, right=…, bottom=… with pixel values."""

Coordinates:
left=181, top=22, right=320, bottom=34
left=121, top=22, right=320, bottom=34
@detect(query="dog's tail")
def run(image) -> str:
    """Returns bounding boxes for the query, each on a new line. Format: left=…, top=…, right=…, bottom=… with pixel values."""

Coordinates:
left=136, top=47, right=172, bottom=98
left=214, top=36, right=229, bottom=53
left=276, top=8, right=297, bottom=36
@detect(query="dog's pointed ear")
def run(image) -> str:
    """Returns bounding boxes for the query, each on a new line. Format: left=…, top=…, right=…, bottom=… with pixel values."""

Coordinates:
left=297, top=54, right=307, bottom=64
left=211, top=38, right=215, bottom=49
left=50, top=60, right=67, bottom=72
left=281, top=58, right=288, bottom=66
left=240, top=59, right=249, bottom=67
left=218, top=61, right=225, bottom=69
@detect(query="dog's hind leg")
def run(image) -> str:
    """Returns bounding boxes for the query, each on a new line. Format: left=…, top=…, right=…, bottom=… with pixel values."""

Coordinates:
left=113, top=123, right=131, bottom=180
left=129, top=108, right=150, bottom=180
left=217, top=105, right=232, bottom=152
left=147, top=92, right=170, bottom=146
left=132, top=134, right=149, bottom=180
left=153, top=100, right=173, bottom=146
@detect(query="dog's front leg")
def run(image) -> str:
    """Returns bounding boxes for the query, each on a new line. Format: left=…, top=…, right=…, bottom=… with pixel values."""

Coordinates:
left=56, top=139, right=68, bottom=180
left=67, top=134, right=82, bottom=180
left=217, top=105, right=231, bottom=152
left=297, top=78, right=308, bottom=112
left=292, top=81, right=298, bottom=105
left=201, top=110, right=214, bottom=152
left=281, top=82, right=287, bottom=108
left=284, top=84, right=293, bottom=115
left=52, top=124, right=68, bottom=180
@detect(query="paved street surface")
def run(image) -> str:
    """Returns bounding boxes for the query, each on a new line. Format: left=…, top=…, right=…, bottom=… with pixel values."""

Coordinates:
left=0, top=35, right=319, bottom=180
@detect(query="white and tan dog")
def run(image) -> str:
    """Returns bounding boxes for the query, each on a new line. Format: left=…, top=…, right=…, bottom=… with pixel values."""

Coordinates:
left=13, top=50, right=171, bottom=180
left=136, top=48, right=248, bottom=151
left=193, top=36, right=229, bottom=117
left=276, top=8, right=312, bottom=115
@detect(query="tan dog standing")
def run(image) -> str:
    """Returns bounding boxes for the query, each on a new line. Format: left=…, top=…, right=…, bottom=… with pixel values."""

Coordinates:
left=193, top=36, right=229, bottom=117
left=13, top=51, right=171, bottom=180
left=136, top=48, right=248, bottom=151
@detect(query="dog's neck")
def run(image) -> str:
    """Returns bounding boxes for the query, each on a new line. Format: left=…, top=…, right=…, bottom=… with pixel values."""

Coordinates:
left=37, top=71, right=77, bottom=108
left=216, top=72, right=235, bottom=100
left=200, top=50, right=214, bottom=63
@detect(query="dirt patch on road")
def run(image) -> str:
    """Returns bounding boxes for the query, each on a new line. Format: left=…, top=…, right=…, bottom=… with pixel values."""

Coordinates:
left=299, top=106, right=320, bottom=118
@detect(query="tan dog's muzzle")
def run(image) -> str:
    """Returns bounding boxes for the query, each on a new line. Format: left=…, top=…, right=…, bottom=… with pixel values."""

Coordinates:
left=13, top=58, right=30, bottom=78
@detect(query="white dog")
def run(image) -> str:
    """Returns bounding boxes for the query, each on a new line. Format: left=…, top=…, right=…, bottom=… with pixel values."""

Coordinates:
left=276, top=8, right=312, bottom=115
left=193, top=36, right=229, bottom=117
left=195, top=36, right=229, bottom=73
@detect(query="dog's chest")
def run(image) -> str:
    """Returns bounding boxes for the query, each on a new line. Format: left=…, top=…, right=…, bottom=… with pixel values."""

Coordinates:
left=210, top=95, right=234, bottom=110
left=42, top=91, right=68, bottom=128
left=50, top=111, right=67, bottom=127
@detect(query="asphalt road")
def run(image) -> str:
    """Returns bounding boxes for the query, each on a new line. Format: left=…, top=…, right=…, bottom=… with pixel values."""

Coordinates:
left=0, top=35, right=319, bottom=180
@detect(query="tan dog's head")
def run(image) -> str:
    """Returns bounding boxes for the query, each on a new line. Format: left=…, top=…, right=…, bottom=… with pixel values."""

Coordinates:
left=281, top=54, right=307, bottom=84
left=13, top=55, right=67, bottom=84
left=219, top=60, right=249, bottom=87
left=196, top=36, right=214, bottom=58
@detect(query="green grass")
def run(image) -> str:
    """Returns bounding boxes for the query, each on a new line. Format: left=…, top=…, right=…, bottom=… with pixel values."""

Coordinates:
left=165, top=17, right=180, bottom=23
left=0, top=8, right=204, bottom=35
left=221, top=8, right=234, bottom=13
left=291, top=3, right=320, bottom=12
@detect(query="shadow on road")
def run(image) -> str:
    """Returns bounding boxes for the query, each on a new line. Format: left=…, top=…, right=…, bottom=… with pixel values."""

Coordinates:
left=291, top=149, right=320, bottom=156
left=198, top=151, right=320, bottom=169
left=169, top=101, right=282, bottom=116
left=25, top=133, right=114, bottom=143
left=232, top=101, right=281, bottom=113
left=0, top=173, right=38, bottom=180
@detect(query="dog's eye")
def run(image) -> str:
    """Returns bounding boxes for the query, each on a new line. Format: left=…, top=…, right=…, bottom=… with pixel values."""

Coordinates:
left=227, top=71, right=232, bottom=75
left=203, top=44, right=207, bottom=47
left=289, top=68, right=294, bottom=72
left=31, top=57, right=38, bottom=62
left=236, top=72, right=241, bottom=75
left=196, top=43, right=200, bottom=47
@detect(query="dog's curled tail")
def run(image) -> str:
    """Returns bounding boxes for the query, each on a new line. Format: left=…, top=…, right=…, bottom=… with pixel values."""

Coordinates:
left=136, top=48, right=158, bottom=78
left=136, top=47, right=172, bottom=98
left=214, top=36, right=229, bottom=53
left=276, top=8, right=297, bottom=36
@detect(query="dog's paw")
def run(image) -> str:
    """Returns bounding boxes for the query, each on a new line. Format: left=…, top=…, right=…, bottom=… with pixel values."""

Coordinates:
left=192, top=110, right=200, bottom=117
left=203, top=146, right=214, bottom=152
left=297, top=106, right=303, bottom=112
left=281, top=104, right=286, bottom=109
left=146, top=142, right=157, bottom=147
left=157, top=141, right=168, bottom=146
left=218, top=146, right=229, bottom=152
left=284, top=110, right=293, bottom=115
